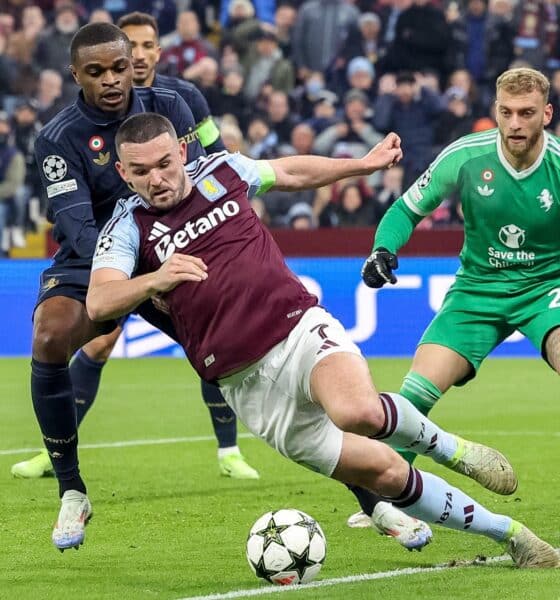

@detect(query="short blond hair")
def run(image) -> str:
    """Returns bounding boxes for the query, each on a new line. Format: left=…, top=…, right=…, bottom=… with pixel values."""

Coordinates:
left=496, top=68, right=550, bottom=102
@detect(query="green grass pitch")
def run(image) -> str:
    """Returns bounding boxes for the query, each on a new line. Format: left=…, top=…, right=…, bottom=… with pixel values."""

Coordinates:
left=0, top=357, right=558, bottom=599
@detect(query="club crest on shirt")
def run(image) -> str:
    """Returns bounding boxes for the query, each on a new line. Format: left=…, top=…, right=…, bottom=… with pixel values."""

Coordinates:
left=88, top=135, right=105, bottom=152
left=197, top=175, right=226, bottom=202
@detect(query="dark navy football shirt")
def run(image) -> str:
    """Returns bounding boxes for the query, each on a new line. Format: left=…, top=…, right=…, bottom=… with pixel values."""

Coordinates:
left=35, top=86, right=204, bottom=266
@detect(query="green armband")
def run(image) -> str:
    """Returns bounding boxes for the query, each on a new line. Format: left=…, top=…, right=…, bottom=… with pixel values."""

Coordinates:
left=255, top=160, right=276, bottom=195
left=196, top=117, right=221, bottom=148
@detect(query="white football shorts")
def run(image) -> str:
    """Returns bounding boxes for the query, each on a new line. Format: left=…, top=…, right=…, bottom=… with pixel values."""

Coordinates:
left=218, top=306, right=362, bottom=476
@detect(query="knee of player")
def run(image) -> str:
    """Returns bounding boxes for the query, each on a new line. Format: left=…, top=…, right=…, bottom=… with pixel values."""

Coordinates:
left=32, top=321, right=75, bottom=361
left=337, top=402, right=385, bottom=435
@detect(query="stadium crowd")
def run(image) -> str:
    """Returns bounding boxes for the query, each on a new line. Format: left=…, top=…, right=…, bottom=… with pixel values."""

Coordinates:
left=0, top=0, right=559, bottom=254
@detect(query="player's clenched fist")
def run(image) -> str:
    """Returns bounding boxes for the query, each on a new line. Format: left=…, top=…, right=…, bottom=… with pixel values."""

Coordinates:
left=361, top=248, right=398, bottom=288
left=153, top=253, right=208, bottom=292
left=364, top=132, right=403, bottom=171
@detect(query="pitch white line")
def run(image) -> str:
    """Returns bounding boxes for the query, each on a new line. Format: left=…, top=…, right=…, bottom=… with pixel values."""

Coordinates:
left=1, top=431, right=557, bottom=457
left=0, top=433, right=254, bottom=456
left=177, top=555, right=515, bottom=600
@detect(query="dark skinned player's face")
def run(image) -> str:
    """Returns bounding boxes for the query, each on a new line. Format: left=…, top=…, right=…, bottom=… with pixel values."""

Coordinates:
left=71, top=40, right=133, bottom=116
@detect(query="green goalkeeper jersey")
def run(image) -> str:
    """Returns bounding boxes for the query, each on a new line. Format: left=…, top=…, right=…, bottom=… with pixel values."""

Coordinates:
left=375, top=128, right=560, bottom=287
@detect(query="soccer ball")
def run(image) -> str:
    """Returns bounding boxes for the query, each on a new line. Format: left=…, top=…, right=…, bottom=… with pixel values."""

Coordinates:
left=246, top=509, right=327, bottom=586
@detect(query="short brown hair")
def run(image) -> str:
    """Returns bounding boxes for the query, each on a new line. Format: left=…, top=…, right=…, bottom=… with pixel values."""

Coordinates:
left=496, top=68, right=550, bottom=102
left=115, top=113, right=177, bottom=157
left=117, top=11, right=159, bottom=37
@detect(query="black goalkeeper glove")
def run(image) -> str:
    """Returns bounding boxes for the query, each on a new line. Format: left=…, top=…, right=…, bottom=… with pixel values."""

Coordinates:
left=361, top=248, right=398, bottom=288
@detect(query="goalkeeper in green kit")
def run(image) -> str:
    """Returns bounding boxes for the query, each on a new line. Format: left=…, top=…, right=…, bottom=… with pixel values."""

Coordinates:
left=347, top=67, right=560, bottom=540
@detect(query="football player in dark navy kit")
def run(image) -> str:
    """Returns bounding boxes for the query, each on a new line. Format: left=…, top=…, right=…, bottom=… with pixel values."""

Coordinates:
left=12, top=16, right=258, bottom=483
left=24, top=23, right=244, bottom=552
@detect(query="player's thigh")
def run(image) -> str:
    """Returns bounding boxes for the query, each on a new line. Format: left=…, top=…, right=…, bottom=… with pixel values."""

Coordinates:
left=419, top=287, right=510, bottom=385
left=331, top=431, right=409, bottom=496
left=410, top=344, right=472, bottom=392
left=33, top=295, right=108, bottom=361
left=310, top=351, right=384, bottom=434
left=517, top=281, right=560, bottom=371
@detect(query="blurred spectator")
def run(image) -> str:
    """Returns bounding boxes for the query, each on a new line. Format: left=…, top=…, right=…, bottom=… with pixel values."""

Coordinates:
left=291, top=0, right=359, bottom=77
left=242, top=28, right=294, bottom=101
left=341, top=12, right=382, bottom=69
left=472, top=116, right=496, bottom=132
left=7, top=5, right=45, bottom=67
left=246, top=114, right=278, bottom=159
left=279, top=121, right=316, bottom=156
left=212, top=67, right=250, bottom=131
left=222, top=0, right=261, bottom=59
left=315, top=89, right=382, bottom=179
left=12, top=99, right=43, bottom=239
left=446, top=67, right=487, bottom=118
left=333, top=182, right=376, bottom=227
left=513, top=0, right=560, bottom=72
left=0, top=13, right=15, bottom=37
left=266, top=90, right=299, bottom=144
left=373, top=164, right=404, bottom=222
left=381, top=0, right=451, bottom=83
left=183, top=56, right=220, bottom=108
left=274, top=2, right=297, bottom=58
left=306, top=89, right=339, bottom=134
left=0, top=111, right=25, bottom=256
left=0, top=31, right=18, bottom=107
left=219, top=118, right=247, bottom=154
left=373, top=71, right=443, bottom=187
left=159, top=11, right=217, bottom=79
left=434, top=86, right=475, bottom=148
left=34, top=68, right=66, bottom=124
left=343, top=56, right=376, bottom=101
left=290, top=70, right=327, bottom=119
left=88, top=8, right=113, bottom=23
left=219, top=42, right=241, bottom=73
left=33, top=3, right=81, bottom=102
left=220, top=0, right=275, bottom=27
left=549, top=68, right=560, bottom=129
left=285, top=201, right=315, bottom=229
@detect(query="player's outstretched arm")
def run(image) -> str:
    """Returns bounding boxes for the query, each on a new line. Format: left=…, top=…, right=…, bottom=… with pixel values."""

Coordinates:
left=269, top=132, right=403, bottom=191
left=87, top=254, right=208, bottom=322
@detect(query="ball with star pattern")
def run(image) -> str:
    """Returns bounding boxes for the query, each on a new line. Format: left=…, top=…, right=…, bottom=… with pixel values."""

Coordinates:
left=246, top=509, right=327, bottom=585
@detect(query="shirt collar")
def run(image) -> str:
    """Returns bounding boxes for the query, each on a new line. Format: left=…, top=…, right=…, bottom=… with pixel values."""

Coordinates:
left=76, top=88, right=144, bottom=126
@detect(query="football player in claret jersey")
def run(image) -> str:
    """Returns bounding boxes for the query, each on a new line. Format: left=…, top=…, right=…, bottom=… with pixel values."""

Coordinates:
left=25, top=22, right=248, bottom=552
left=85, top=112, right=558, bottom=567
left=354, top=67, right=560, bottom=533
left=12, top=15, right=258, bottom=483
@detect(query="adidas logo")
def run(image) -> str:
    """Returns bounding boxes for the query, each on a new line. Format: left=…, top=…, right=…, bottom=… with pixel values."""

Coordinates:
left=477, top=184, right=494, bottom=197
left=148, top=221, right=171, bottom=241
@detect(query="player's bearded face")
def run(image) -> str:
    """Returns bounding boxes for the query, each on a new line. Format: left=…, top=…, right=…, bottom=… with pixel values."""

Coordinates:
left=122, top=24, right=161, bottom=86
left=496, top=89, right=553, bottom=159
left=118, top=133, right=189, bottom=210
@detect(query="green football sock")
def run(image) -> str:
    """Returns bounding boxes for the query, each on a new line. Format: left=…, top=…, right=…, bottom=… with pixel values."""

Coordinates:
left=398, top=371, right=442, bottom=463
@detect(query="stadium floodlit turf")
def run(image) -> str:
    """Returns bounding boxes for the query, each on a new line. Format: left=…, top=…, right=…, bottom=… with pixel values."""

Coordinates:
left=1, top=357, right=558, bottom=599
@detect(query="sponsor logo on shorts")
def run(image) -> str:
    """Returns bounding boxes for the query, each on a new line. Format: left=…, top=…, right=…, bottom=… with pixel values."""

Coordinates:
left=310, top=323, right=340, bottom=354
left=41, top=277, right=60, bottom=291
left=204, top=354, right=215, bottom=367
left=42, top=155, right=67, bottom=182
left=46, top=179, right=78, bottom=198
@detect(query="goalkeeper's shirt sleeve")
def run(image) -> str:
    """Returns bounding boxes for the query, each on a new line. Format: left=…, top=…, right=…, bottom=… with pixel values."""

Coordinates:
left=373, top=198, right=424, bottom=254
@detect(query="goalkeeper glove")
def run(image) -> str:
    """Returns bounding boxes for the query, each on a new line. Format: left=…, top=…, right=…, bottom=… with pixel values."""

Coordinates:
left=361, top=248, right=398, bottom=288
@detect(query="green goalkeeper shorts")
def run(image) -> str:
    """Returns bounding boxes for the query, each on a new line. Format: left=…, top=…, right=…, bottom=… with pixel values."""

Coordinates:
left=418, top=275, right=560, bottom=383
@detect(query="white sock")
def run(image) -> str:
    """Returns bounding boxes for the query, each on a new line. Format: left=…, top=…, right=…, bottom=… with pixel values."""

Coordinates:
left=375, top=392, right=458, bottom=463
left=395, top=468, right=512, bottom=542
left=218, top=445, right=240, bottom=459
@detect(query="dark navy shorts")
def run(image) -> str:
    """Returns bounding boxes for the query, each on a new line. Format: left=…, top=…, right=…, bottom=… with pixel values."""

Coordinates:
left=35, top=262, right=178, bottom=340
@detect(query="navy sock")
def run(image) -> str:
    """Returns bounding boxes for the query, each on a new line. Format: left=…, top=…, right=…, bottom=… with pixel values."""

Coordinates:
left=69, top=349, right=105, bottom=426
left=201, top=379, right=237, bottom=448
left=345, top=484, right=384, bottom=517
left=31, top=358, right=86, bottom=496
